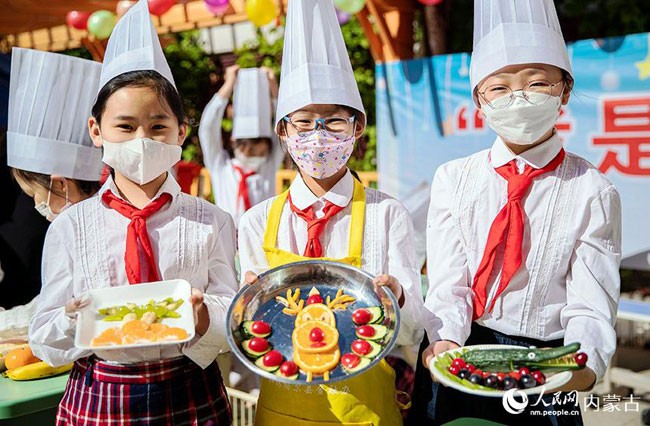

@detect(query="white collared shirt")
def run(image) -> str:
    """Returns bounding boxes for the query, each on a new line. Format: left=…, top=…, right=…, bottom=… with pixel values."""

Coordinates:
left=238, top=170, right=424, bottom=347
left=199, top=95, right=284, bottom=225
left=29, top=175, right=238, bottom=368
left=424, top=134, right=622, bottom=380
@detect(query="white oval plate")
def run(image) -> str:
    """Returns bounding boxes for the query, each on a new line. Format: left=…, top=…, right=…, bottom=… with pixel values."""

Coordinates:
left=428, top=344, right=573, bottom=397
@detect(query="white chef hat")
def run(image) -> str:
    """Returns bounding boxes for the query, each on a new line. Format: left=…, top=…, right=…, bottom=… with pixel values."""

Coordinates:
left=7, top=48, right=103, bottom=181
left=275, top=0, right=365, bottom=132
left=99, top=0, right=175, bottom=91
left=232, top=68, right=273, bottom=140
left=470, top=0, right=572, bottom=91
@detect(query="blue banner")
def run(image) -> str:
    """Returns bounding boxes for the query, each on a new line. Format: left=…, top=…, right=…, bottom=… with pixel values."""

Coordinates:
left=376, top=32, right=650, bottom=261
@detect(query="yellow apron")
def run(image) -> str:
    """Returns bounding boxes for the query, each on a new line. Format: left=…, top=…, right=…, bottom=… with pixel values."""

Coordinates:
left=255, top=179, right=403, bottom=426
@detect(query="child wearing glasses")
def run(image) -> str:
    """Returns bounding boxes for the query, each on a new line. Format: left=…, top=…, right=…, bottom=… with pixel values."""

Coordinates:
left=237, top=0, right=423, bottom=424
left=421, top=0, right=621, bottom=424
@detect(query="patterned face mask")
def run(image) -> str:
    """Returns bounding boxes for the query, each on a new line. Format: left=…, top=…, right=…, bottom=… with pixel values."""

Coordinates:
left=285, top=129, right=355, bottom=179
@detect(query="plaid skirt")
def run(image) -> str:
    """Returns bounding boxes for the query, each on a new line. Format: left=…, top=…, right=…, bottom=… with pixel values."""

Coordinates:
left=56, top=356, right=232, bottom=426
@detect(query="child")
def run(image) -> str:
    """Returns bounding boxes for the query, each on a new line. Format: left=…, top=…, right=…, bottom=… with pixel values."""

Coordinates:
left=28, top=1, right=236, bottom=424
left=3, top=47, right=102, bottom=336
left=199, top=65, right=284, bottom=225
left=238, top=1, right=423, bottom=424
left=422, top=0, right=621, bottom=424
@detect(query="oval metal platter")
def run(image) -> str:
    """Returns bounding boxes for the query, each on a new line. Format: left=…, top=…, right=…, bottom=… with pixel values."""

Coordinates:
left=226, top=260, right=401, bottom=385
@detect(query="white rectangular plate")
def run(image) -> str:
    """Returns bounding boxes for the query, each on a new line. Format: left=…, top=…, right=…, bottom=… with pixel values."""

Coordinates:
left=74, top=280, right=195, bottom=350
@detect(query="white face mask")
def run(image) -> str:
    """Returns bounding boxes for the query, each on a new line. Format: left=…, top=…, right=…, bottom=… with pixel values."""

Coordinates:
left=102, top=137, right=182, bottom=185
left=234, top=151, right=267, bottom=172
left=481, top=92, right=562, bottom=145
left=34, top=180, right=71, bottom=222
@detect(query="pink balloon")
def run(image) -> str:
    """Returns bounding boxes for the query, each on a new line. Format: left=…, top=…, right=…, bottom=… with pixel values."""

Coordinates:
left=148, top=0, right=176, bottom=17
left=116, top=1, right=137, bottom=18
left=66, top=11, right=92, bottom=30
left=204, top=0, right=229, bottom=15
left=205, top=0, right=229, bottom=6
left=418, top=0, right=443, bottom=4
left=336, top=9, right=350, bottom=25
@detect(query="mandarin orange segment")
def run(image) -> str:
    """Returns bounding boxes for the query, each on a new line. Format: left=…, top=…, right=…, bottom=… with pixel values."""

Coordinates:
left=91, top=327, right=123, bottom=346
left=295, top=303, right=336, bottom=327
left=157, top=326, right=189, bottom=341
left=91, top=319, right=189, bottom=346
left=292, top=322, right=339, bottom=354
left=294, top=347, right=341, bottom=375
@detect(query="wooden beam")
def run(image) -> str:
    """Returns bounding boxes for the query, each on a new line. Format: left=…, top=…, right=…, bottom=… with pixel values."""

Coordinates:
left=364, top=0, right=397, bottom=61
left=356, top=9, right=384, bottom=63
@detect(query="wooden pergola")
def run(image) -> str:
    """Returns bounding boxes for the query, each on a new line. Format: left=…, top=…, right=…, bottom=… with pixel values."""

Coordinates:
left=0, top=0, right=420, bottom=62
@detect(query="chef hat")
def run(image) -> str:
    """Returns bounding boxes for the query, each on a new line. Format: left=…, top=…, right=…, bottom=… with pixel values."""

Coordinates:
left=99, top=0, right=175, bottom=91
left=470, top=0, right=572, bottom=91
left=7, top=48, right=103, bottom=181
left=275, top=0, right=365, bottom=132
left=232, top=68, right=273, bottom=140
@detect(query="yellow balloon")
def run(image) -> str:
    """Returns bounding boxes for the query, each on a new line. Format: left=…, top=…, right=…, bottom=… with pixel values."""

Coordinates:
left=246, top=0, right=277, bottom=27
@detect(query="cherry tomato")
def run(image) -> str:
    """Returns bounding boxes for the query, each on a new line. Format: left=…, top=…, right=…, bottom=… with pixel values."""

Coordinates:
left=307, top=295, right=324, bottom=305
left=309, top=327, right=324, bottom=342
left=448, top=365, right=460, bottom=375
left=341, top=353, right=361, bottom=369
left=574, top=352, right=588, bottom=367
left=531, top=370, right=546, bottom=385
left=251, top=321, right=271, bottom=335
left=509, top=371, right=521, bottom=381
left=248, top=337, right=269, bottom=352
left=351, top=339, right=372, bottom=356
left=496, top=372, right=507, bottom=382
left=451, top=358, right=466, bottom=369
left=356, top=325, right=376, bottom=338
left=352, top=309, right=372, bottom=325
left=518, top=367, right=531, bottom=376
left=481, top=371, right=491, bottom=379
left=279, top=361, right=298, bottom=376
left=262, top=350, right=283, bottom=367
left=466, top=364, right=476, bottom=373
left=473, top=369, right=483, bottom=377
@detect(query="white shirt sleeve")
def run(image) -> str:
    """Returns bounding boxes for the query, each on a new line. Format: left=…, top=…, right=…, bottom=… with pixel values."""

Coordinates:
left=29, top=223, right=92, bottom=366
left=561, top=185, right=621, bottom=381
left=387, top=210, right=425, bottom=347
left=237, top=202, right=272, bottom=284
left=424, top=164, right=473, bottom=346
left=183, top=212, right=239, bottom=369
left=198, top=94, right=229, bottom=173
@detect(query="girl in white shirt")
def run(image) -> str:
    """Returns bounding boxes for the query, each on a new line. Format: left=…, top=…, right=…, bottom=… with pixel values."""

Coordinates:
left=29, top=69, right=237, bottom=425
left=199, top=65, right=284, bottom=225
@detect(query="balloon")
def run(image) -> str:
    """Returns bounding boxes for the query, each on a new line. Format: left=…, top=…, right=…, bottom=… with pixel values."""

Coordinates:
left=87, top=10, right=116, bottom=40
left=204, top=0, right=229, bottom=15
left=148, top=0, right=176, bottom=17
left=333, top=0, right=365, bottom=14
left=336, top=9, right=350, bottom=25
left=246, top=0, right=277, bottom=27
left=116, top=1, right=137, bottom=18
left=418, top=0, right=444, bottom=5
left=66, top=11, right=92, bottom=30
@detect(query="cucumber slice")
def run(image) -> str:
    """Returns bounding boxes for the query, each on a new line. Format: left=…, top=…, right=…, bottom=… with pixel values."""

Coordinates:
left=275, top=370, right=299, bottom=380
left=241, top=339, right=271, bottom=358
left=367, top=307, right=384, bottom=324
left=241, top=321, right=271, bottom=338
left=356, top=324, right=388, bottom=341
left=342, top=356, right=371, bottom=373
left=255, top=356, right=280, bottom=372
left=364, top=341, right=382, bottom=358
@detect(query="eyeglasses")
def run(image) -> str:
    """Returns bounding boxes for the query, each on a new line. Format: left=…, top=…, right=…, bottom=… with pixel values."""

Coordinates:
left=477, top=80, right=564, bottom=109
left=283, top=115, right=356, bottom=135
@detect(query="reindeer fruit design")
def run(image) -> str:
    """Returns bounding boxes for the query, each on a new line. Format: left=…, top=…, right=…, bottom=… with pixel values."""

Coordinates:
left=276, top=286, right=356, bottom=382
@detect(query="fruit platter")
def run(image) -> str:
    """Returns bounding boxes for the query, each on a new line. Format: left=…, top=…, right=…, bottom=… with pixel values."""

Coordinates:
left=429, top=344, right=588, bottom=397
left=75, top=279, right=195, bottom=350
left=227, top=260, right=401, bottom=385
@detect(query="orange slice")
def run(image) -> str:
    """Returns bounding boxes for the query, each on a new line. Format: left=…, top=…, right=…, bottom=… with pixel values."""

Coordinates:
left=91, top=327, right=123, bottom=346
left=294, top=347, right=341, bottom=375
left=295, top=303, right=336, bottom=327
left=292, top=321, right=339, bottom=354
left=155, top=325, right=189, bottom=341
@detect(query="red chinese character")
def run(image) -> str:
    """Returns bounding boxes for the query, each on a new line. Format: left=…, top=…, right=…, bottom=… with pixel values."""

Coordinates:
left=593, top=136, right=650, bottom=176
left=603, top=97, right=650, bottom=133
left=457, top=106, right=468, bottom=130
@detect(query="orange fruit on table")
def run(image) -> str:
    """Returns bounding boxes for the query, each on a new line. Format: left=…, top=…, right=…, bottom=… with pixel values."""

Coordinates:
left=295, top=303, right=336, bottom=327
left=292, top=321, right=339, bottom=354
left=91, top=327, right=123, bottom=346
left=294, top=346, right=341, bottom=375
left=5, top=346, right=40, bottom=370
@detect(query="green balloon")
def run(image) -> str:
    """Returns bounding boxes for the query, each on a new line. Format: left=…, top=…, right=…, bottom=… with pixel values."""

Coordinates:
left=87, top=10, right=116, bottom=40
left=333, top=0, right=366, bottom=14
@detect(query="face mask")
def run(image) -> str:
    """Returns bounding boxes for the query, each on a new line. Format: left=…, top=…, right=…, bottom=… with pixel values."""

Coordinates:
left=286, top=130, right=355, bottom=179
left=34, top=180, right=71, bottom=222
left=481, top=92, right=562, bottom=145
left=234, top=151, right=267, bottom=172
left=102, top=137, right=182, bottom=185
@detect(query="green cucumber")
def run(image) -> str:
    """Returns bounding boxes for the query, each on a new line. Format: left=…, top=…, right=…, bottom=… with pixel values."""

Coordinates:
left=255, top=356, right=280, bottom=372
left=460, top=343, right=581, bottom=370
left=364, top=341, right=382, bottom=358
left=275, top=370, right=299, bottom=380
left=342, top=357, right=371, bottom=373
left=367, top=307, right=384, bottom=324
left=356, top=324, right=388, bottom=341
left=241, top=339, right=271, bottom=358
